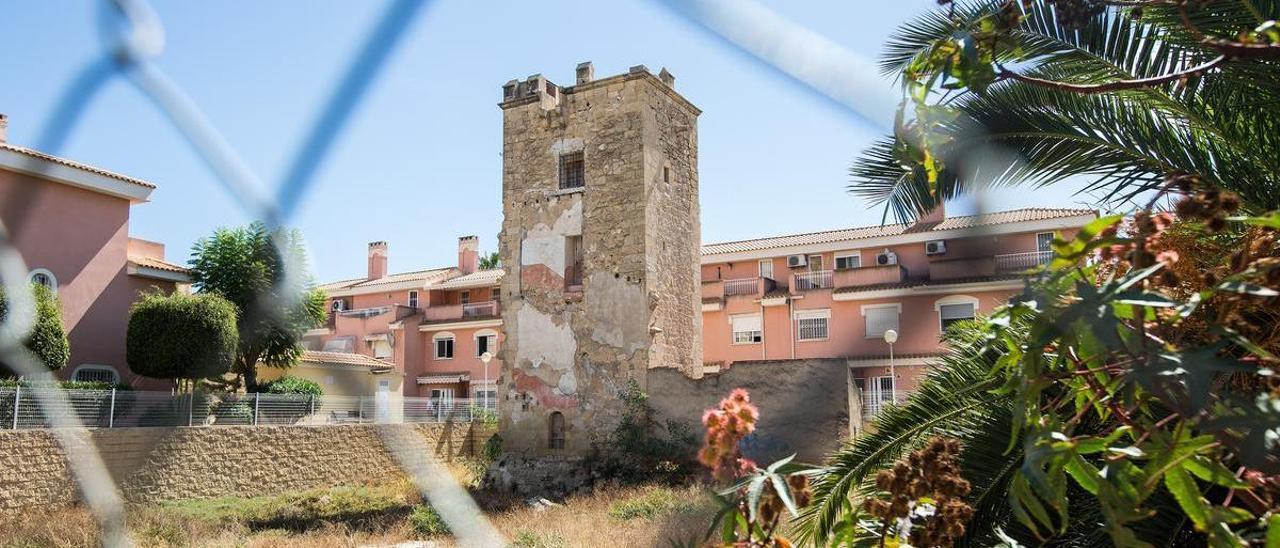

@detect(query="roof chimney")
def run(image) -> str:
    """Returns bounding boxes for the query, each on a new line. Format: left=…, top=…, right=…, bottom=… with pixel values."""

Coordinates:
left=576, top=61, right=594, bottom=85
left=659, top=67, right=675, bottom=88
left=0, top=114, right=8, bottom=143
left=916, top=201, right=946, bottom=226
left=368, top=241, right=388, bottom=280
left=458, top=236, right=479, bottom=275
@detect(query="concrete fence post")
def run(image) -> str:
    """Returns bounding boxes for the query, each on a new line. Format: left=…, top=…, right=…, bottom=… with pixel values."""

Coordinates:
left=187, top=392, right=194, bottom=427
left=253, top=393, right=260, bottom=426
left=108, top=388, right=116, bottom=428
left=308, top=395, right=315, bottom=420
left=357, top=396, right=364, bottom=422
left=11, top=385, right=19, bottom=430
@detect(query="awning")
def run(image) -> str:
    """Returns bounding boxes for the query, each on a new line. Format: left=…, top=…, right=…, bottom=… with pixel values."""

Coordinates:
left=416, top=373, right=471, bottom=385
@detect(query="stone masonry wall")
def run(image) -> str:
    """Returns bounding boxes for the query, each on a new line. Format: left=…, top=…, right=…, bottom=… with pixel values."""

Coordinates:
left=498, top=66, right=702, bottom=456
left=0, top=423, right=496, bottom=512
left=648, top=358, right=850, bottom=463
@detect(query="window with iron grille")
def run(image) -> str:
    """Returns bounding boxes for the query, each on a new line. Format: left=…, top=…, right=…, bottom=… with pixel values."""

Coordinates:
left=795, top=310, right=830, bottom=341
left=74, top=366, right=118, bottom=384
left=559, top=151, right=584, bottom=190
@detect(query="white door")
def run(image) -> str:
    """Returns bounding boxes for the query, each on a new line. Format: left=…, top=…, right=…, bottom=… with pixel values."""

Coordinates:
left=375, top=380, right=392, bottom=423
left=758, top=259, right=773, bottom=280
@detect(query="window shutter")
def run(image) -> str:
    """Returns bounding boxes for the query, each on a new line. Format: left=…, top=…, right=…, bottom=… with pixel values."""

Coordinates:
left=730, top=314, right=763, bottom=333
left=939, top=303, right=975, bottom=321
left=864, top=307, right=900, bottom=338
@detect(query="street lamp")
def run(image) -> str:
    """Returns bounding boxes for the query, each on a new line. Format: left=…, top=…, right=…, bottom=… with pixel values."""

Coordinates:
left=479, top=351, right=493, bottom=410
left=883, top=329, right=898, bottom=404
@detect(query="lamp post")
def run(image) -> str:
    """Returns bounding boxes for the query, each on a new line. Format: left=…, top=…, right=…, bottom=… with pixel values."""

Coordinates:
left=883, top=329, right=898, bottom=404
left=479, top=351, right=493, bottom=410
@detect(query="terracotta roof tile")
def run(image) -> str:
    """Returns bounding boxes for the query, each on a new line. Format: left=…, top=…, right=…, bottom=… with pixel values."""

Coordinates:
left=318, top=267, right=456, bottom=292
left=299, top=350, right=394, bottom=369
left=0, top=142, right=156, bottom=189
left=127, top=255, right=189, bottom=274
left=435, top=268, right=504, bottom=290
left=701, top=208, right=1096, bottom=255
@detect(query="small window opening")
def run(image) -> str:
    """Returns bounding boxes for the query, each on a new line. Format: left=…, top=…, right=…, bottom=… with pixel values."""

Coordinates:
left=548, top=411, right=566, bottom=449
left=559, top=151, right=585, bottom=190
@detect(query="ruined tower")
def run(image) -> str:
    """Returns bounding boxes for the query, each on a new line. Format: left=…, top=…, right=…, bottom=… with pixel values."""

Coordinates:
left=497, top=63, right=702, bottom=455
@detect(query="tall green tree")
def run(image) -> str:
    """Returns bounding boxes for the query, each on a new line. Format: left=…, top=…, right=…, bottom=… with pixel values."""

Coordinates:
left=188, top=222, right=326, bottom=391
left=0, top=283, right=70, bottom=375
left=478, top=251, right=500, bottom=270
left=126, top=292, right=238, bottom=390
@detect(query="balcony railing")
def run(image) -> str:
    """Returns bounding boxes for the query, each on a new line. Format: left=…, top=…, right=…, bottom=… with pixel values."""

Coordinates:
left=792, top=270, right=833, bottom=291
left=833, top=265, right=907, bottom=289
left=724, top=278, right=760, bottom=296
left=462, top=300, right=498, bottom=318
left=995, top=251, right=1054, bottom=272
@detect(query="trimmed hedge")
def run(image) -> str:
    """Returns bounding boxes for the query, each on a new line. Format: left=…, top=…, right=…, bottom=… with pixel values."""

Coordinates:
left=261, top=376, right=323, bottom=396
left=0, top=283, right=70, bottom=374
left=127, top=292, right=239, bottom=381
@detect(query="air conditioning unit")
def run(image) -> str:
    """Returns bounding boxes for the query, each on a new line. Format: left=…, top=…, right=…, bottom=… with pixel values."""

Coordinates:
left=876, top=250, right=898, bottom=266
left=331, top=299, right=346, bottom=311
left=925, top=240, right=947, bottom=255
left=787, top=254, right=808, bottom=268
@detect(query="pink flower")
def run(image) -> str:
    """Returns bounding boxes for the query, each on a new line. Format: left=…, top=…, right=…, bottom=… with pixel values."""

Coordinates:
left=1157, top=250, right=1180, bottom=265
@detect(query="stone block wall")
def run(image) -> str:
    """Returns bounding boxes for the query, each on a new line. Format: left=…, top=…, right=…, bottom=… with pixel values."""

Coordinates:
left=648, top=358, right=851, bottom=463
left=0, top=422, right=497, bottom=512
left=497, top=65, right=702, bottom=456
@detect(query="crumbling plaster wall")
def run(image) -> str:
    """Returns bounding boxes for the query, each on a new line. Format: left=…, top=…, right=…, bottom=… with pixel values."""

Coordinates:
left=498, top=70, right=702, bottom=455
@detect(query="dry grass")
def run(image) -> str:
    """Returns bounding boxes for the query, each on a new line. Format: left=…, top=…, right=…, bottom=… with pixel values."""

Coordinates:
left=0, top=480, right=717, bottom=547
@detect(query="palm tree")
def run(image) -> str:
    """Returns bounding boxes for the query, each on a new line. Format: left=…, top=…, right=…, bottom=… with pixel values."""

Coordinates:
left=478, top=251, right=500, bottom=270
left=852, top=0, right=1280, bottom=223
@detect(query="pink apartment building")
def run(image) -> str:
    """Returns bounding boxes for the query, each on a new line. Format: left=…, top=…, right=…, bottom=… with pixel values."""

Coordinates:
left=313, top=205, right=1093, bottom=412
left=0, top=114, right=190, bottom=387
left=306, top=236, right=503, bottom=403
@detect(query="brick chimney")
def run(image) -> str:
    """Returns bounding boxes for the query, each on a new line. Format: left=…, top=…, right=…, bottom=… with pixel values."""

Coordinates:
left=458, top=236, right=478, bottom=275
left=0, top=114, right=8, bottom=143
left=367, top=241, right=388, bottom=280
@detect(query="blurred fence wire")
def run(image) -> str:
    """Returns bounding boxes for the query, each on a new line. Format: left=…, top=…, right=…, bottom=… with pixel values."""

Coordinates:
left=0, top=0, right=1011, bottom=546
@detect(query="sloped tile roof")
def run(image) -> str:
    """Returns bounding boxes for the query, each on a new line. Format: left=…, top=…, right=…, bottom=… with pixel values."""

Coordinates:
left=318, top=267, right=456, bottom=292
left=701, top=208, right=1095, bottom=256
left=299, top=350, right=393, bottom=369
left=0, top=142, right=156, bottom=189
left=434, top=268, right=504, bottom=290
left=127, top=255, right=189, bottom=274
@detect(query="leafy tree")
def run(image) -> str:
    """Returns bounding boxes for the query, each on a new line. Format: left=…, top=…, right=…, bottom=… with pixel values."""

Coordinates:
left=188, top=222, right=327, bottom=391
left=0, top=283, right=70, bottom=375
left=261, top=376, right=323, bottom=396
left=126, top=292, right=238, bottom=388
left=478, top=251, right=500, bottom=270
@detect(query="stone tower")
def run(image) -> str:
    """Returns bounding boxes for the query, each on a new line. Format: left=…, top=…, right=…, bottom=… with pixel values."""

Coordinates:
left=497, top=63, right=702, bottom=455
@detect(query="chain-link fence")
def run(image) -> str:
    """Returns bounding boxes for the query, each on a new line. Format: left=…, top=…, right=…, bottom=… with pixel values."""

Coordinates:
left=0, top=0, right=1004, bottom=545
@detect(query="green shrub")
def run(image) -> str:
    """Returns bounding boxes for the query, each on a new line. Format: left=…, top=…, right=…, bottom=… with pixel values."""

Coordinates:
left=127, top=292, right=238, bottom=381
left=0, top=283, right=70, bottom=374
left=607, top=487, right=694, bottom=521
left=261, top=376, right=322, bottom=396
left=483, top=433, right=503, bottom=462
left=591, top=379, right=697, bottom=484
left=409, top=504, right=450, bottom=538
left=509, top=530, right=567, bottom=548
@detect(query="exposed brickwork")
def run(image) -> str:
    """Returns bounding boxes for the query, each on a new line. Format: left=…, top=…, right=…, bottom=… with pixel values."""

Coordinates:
left=0, top=423, right=497, bottom=512
left=497, top=66, right=702, bottom=456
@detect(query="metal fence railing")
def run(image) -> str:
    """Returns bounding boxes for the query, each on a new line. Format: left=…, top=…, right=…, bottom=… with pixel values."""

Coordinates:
left=0, top=387, right=496, bottom=430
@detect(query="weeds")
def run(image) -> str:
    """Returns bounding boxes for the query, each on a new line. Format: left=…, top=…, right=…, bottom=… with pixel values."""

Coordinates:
left=607, top=486, right=694, bottom=521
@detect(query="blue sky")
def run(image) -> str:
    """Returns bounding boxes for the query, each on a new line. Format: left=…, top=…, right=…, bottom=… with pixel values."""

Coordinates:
left=0, top=0, right=1090, bottom=282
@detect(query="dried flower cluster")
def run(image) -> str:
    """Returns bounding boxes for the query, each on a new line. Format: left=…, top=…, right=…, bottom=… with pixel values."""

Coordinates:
left=756, top=474, right=814, bottom=528
left=1169, top=172, right=1241, bottom=233
left=863, top=437, right=974, bottom=547
left=1046, top=0, right=1105, bottom=28
left=698, top=388, right=760, bottom=482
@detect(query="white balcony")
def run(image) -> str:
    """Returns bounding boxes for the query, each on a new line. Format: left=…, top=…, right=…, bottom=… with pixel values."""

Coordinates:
left=792, top=270, right=833, bottom=291
left=995, top=251, right=1054, bottom=272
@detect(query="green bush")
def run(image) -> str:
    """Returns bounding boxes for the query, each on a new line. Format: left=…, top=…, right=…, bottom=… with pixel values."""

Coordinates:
left=127, top=292, right=238, bottom=381
left=483, top=433, right=503, bottom=462
left=0, top=283, right=70, bottom=374
left=261, top=376, right=322, bottom=396
left=607, top=487, right=694, bottom=521
left=509, top=530, right=567, bottom=548
left=408, top=504, right=450, bottom=538
left=590, top=379, right=697, bottom=484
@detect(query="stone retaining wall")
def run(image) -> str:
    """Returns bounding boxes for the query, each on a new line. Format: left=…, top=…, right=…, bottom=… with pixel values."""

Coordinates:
left=0, top=422, right=497, bottom=512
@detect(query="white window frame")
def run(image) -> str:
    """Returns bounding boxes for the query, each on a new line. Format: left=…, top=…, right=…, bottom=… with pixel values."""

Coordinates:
left=729, top=313, right=763, bottom=345
left=27, top=268, right=57, bottom=295
left=935, top=295, right=979, bottom=332
left=408, top=290, right=419, bottom=309
left=430, top=388, right=455, bottom=403
left=433, top=332, right=455, bottom=360
left=793, top=308, right=831, bottom=342
left=861, top=303, right=902, bottom=339
left=71, top=364, right=118, bottom=385
left=758, top=259, right=774, bottom=280
left=854, top=375, right=897, bottom=417
left=806, top=254, right=825, bottom=272
left=475, top=328, right=499, bottom=357
left=834, top=252, right=861, bottom=271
